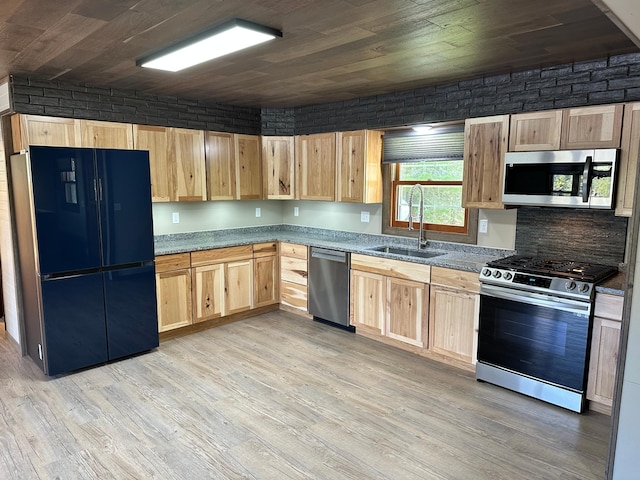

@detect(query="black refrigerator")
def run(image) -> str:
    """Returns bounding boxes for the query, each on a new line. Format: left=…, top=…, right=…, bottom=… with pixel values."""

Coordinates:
left=10, top=146, right=159, bottom=376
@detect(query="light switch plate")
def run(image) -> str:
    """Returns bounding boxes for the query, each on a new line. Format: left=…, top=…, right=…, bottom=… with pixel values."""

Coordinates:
left=479, top=219, right=488, bottom=233
left=172, top=212, right=180, bottom=224
left=361, top=211, right=370, bottom=223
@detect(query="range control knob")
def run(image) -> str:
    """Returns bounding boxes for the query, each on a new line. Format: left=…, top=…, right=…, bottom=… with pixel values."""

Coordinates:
left=503, top=272, right=513, bottom=281
left=493, top=270, right=502, bottom=279
left=566, top=281, right=577, bottom=291
left=579, top=283, right=590, bottom=294
left=482, top=268, right=492, bottom=277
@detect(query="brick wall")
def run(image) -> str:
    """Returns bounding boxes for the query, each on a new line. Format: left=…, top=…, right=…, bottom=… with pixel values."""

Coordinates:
left=10, top=75, right=262, bottom=135
left=260, top=107, right=295, bottom=135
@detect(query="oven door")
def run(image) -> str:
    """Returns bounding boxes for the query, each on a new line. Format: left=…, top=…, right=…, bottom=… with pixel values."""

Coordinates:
left=478, top=284, right=592, bottom=392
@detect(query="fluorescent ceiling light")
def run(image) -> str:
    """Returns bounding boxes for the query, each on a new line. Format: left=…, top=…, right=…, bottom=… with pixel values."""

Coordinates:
left=137, top=19, right=282, bottom=72
left=412, top=125, right=433, bottom=134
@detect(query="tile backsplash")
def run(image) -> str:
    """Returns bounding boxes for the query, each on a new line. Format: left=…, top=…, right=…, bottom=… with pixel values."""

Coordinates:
left=515, top=207, right=628, bottom=266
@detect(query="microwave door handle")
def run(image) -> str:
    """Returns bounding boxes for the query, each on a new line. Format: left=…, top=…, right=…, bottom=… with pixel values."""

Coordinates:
left=582, top=155, right=593, bottom=203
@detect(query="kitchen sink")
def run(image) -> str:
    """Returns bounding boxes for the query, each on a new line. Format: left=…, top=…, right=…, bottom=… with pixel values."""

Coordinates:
left=366, top=246, right=443, bottom=259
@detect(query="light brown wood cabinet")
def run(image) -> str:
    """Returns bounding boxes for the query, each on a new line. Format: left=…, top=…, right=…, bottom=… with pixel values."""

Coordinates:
left=253, top=242, right=279, bottom=308
left=235, top=134, right=262, bottom=200
left=588, top=293, right=623, bottom=414
left=155, top=253, right=192, bottom=332
left=134, top=124, right=174, bottom=202
left=509, top=110, right=563, bottom=151
left=561, top=104, right=623, bottom=149
left=616, top=102, right=640, bottom=217
left=279, top=242, right=308, bottom=314
left=80, top=120, right=133, bottom=149
left=428, top=266, right=480, bottom=365
left=263, top=136, right=295, bottom=199
left=297, top=133, right=336, bottom=201
left=462, top=115, right=509, bottom=209
left=173, top=128, right=206, bottom=201
left=336, top=130, right=383, bottom=203
left=11, top=114, right=81, bottom=150
left=205, top=131, right=236, bottom=200
left=350, top=253, right=430, bottom=348
left=191, top=245, right=254, bottom=321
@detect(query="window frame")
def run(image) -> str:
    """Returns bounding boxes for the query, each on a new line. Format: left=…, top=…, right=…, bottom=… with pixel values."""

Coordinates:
left=390, top=163, right=469, bottom=234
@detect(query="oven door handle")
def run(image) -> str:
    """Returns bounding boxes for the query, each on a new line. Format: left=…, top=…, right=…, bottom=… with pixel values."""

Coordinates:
left=480, top=284, right=591, bottom=316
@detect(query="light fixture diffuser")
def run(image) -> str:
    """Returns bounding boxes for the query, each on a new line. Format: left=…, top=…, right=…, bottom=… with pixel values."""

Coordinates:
left=137, top=19, right=282, bottom=72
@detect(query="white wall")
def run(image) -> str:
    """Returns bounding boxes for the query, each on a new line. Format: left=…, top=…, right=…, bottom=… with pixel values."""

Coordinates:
left=281, top=201, right=383, bottom=234
left=476, top=209, right=517, bottom=250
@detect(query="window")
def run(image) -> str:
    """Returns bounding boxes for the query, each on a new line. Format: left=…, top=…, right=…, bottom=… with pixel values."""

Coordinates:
left=383, top=126, right=469, bottom=235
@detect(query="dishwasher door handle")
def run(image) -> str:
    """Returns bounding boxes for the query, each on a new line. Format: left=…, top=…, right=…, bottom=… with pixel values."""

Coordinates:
left=311, top=249, right=347, bottom=263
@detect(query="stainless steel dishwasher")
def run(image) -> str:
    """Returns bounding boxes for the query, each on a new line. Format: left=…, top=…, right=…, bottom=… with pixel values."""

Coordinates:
left=308, top=247, right=353, bottom=330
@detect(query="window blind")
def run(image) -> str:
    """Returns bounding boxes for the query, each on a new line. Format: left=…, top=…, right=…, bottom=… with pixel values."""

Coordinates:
left=383, top=129, right=464, bottom=164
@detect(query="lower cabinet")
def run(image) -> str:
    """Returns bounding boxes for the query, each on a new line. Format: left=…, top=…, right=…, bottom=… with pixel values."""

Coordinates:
left=280, top=242, right=309, bottom=314
left=225, top=259, right=254, bottom=314
left=428, top=267, right=480, bottom=365
left=253, top=243, right=279, bottom=308
left=350, top=254, right=430, bottom=349
left=155, top=253, right=193, bottom=332
left=587, top=293, right=623, bottom=414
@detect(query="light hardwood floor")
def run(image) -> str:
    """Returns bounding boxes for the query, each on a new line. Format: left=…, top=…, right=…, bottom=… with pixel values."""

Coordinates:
left=0, top=312, right=611, bottom=479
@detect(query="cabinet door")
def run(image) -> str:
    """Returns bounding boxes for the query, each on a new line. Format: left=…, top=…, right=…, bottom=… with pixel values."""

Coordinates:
left=235, top=134, right=262, bottom=199
left=297, top=133, right=336, bottom=201
left=560, top=104, right=623, bottom=149
left=616, top=102, right=640, bottom=217
left=254, top=255, right=279, bottom=307
left=81, top=120, right=134, bottom=149
left=226, top=259, right=253, bottom=314
left=192, top=263, right=225, bottom=322
left=337, top=130, right=382, bottom=203
left=171, top=128, right=206, bottom=201
left=156, top=269, right=192, bottom=332
left=263, top=136, right=295, bottom=199
left=350, top=269, right=384, bottom=334
left=462, top=115, right=508, bottom=209
left=205, top=131, right=236, bottom=200
left=134, top=124, right=174, bottom=202
left=13, top=114, right=81, bottom=150
left=386, top=277, right=427, bottom=347
left=587, top=316, right=621, bottom=408
left=429, top=285, right=479, bottom=364
left=509, top=110, right=562, bottom=151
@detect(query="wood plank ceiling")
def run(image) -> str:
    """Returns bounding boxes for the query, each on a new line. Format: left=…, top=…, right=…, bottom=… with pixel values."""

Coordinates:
left=0, top=0, right=637, bottom=107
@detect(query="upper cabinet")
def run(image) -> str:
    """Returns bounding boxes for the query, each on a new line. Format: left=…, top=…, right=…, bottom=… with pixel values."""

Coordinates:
left=12, top=115, right=81, bottom=151
left=263, top=136, right=295, bottom=200
left=172, top=128, right=206, bottom=201
left=509, top=110, right=563, bottom=151
left=80, top=120, right=133, bottom=149
left=560, top=104, right=623, bottom=149
left=205, top=131, right=236, bottom=201
left=336, top=130, right=383, bottom=204
left=509, top=105, right=624, bottom=151
left=134, top=125, right=174, bottom=202
left=462, top=115, right=509, bottom=209
left=297, top=132, right=336, bottom=201
left=235, top=134, right=262, bottom=200
left=616, top=102, right=640, bottom=217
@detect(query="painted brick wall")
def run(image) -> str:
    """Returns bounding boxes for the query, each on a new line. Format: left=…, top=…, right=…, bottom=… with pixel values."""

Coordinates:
left=260, top=107, right=295, bottom=136
left=10, top=75, right=262, bottom=135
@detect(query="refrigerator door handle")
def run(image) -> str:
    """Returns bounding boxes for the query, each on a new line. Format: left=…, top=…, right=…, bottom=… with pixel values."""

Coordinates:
left=93, top=178, right=99, bottom=203
left=98, top=178, right=103, bottom=202
left=41, top=268, right=102, bottom=281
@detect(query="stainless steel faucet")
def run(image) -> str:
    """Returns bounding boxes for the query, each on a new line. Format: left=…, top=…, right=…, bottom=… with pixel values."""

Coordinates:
left=408, top=184, right=428, bottom=249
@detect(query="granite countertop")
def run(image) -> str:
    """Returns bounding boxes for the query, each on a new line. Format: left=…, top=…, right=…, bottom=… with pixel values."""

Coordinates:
left=596, top=272, right=626, bottom=296
left=155, top=225, right=514, bottom=273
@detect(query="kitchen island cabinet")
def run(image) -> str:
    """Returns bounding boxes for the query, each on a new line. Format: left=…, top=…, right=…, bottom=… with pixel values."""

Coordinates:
left=156, top=253, right=192, bottom=332
left=462, top=115, right=509, bottom=209
left=587, top=293, right=623, bottom=415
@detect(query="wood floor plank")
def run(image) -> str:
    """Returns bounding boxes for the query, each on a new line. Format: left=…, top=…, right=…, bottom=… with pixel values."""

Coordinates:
left=0, top=312, right=611, bottom=480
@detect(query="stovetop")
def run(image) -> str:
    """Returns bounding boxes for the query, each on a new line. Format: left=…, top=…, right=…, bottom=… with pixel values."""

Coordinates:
left=487, top=255, right=618, bottom=282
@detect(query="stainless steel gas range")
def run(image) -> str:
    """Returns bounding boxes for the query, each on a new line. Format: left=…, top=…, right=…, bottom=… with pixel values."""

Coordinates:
left=476, top=255, right=618, bottom=413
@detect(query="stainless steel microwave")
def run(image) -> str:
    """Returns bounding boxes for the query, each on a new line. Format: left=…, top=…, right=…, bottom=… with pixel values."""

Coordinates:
left=502, top=149, right=618, bottom=209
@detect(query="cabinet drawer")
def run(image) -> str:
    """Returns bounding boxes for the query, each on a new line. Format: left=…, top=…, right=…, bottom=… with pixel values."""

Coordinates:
left=191, top=245, right=253, bottom=267
left=155, top=253, right=191, bottom=273
left=280, top=280, right=308, bottom=311
left=351, top=253, right=431, bottom=283
left=280, top=242, right=307, bottom=259
left=281, top=257, right=308, bottom=285
left=594, top=293, right=624, bottom=320
left=254, top=242, right=278, bottom=257
left=431, top=266, right=480, bottom=293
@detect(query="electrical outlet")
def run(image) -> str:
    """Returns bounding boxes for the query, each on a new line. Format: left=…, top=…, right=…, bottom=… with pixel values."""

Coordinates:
left=479, top=219, right=488, bottom=233
left=361, top=211, right=370, bottom=223
left=172, top=212, right=180, bottom=224
left=255, top=207, right=261, bottom=218
left=294, top=206, right=299, bottom=217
